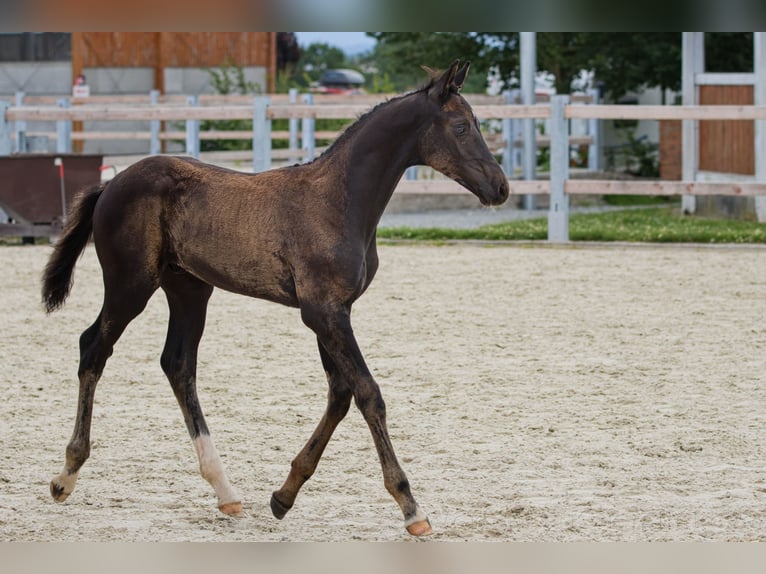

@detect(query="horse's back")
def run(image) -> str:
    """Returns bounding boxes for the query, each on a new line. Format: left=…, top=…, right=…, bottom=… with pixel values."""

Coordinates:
left=91, top=156, right=306, bottom=303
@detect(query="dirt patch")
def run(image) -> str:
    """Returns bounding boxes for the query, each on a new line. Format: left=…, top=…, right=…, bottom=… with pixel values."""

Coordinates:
left=1, top=243, right=765, bottom=541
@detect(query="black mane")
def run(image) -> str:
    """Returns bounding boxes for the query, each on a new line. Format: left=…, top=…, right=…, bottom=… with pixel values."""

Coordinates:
left=317, top=82, right=434, bottom=158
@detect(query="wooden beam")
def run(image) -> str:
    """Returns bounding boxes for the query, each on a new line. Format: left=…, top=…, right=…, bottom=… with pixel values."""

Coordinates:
left=565, top=180, right=766, bottom=196
left=566, top=105, right=766, bottom=120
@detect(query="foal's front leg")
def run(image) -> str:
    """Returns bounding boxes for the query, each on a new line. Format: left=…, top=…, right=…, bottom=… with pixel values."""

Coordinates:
left=271, top=341, right=353, bottom=519
left=298, top=303, right=432, bottom=537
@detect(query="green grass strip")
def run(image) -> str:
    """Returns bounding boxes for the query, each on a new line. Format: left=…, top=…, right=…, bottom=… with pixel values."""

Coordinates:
left=377, top=207, right=766, bottom=244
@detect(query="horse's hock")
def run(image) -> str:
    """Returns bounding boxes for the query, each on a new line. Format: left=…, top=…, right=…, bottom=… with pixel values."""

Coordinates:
left=0, top=154, right=103, bottom=237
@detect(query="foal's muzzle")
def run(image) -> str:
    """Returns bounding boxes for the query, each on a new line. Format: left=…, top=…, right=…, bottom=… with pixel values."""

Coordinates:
left=472, top=164, right=510, bottom=206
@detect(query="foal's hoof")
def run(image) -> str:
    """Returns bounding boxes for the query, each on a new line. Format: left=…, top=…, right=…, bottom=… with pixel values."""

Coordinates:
left=219, top=501, right=245, bottom=517
left=50, top=480, right=70, bottom=502
left=50, top=474, right=75, bottom=503
left=270, top=492, right=292, bottom=520
left=406, top=518, right=433, bottom=537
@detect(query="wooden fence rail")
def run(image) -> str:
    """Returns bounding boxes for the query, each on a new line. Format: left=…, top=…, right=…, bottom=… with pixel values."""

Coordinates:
left=2, top=95, right=765, bottom=241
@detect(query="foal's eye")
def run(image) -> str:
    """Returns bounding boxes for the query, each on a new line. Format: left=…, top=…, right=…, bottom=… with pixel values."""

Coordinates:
left=454, top=124, right=467, bottom=135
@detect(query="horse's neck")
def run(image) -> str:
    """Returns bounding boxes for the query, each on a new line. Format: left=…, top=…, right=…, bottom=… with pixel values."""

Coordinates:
left=331, top=94, right=425, bottom=236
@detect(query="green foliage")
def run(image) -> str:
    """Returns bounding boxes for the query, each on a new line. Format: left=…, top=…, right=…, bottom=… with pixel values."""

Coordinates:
left=208, top=60, right=261, bottom=96
left=705, top=33, right=753, bottom=73
left=604, top=128, right=660, bottom=178
left=577, top=33, right=682, bottom=101
left=278, top=42, right=350, bottom=90
left=366, top=33, right=686, bottom=101
left=367, top=32, right=517, bottom=92
left=378, top=208, right=766, bottom=244
left=368, top=72, right=397, bottom=94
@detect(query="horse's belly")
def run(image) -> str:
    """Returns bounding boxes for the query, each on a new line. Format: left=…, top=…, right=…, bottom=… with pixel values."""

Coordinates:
left=182, top=251, right=299, bottom=307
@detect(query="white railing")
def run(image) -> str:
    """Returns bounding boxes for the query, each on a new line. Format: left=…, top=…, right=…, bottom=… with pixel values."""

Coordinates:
left=2, top=94, right=765, bottom=241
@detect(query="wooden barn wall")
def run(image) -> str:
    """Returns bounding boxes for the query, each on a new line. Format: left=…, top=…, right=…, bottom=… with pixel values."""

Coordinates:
left=698, top=85, right=754, bottom=175
left=71, top=32, right=276, bottom=91
left=157, top=33, right=274, bottom=67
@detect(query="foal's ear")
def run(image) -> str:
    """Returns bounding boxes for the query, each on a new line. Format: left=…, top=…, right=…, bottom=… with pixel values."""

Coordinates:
left=428, top=59, right=462, bottom=103
left=454, top=60, right=471, bottom=91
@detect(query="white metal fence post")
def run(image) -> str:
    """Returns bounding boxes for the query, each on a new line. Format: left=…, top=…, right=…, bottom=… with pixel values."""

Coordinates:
left=185, top=95, right=200, bottom=159
left=502, top=89, right=518, bottom=177
left=252, top=95, right=271, bottom=173
left=288, top=88, right=299, bottom=164
left=149, top=89, right=161, bottom=155
left=548, top=95, right=570, bottom=243
left=0, top=101, right=11, bottom=155
left=587, top=87, right=600, bottom=171
left=521, top=31, right=537, bottom=211
left=754, top=32, right=766, bottom=222
left=14, top=91, right=26, bottom=153
left=301, top=93, right=315, bottom=163
left=55, top=98, right=72, bottom=153
left=681, top=32, right=703, bottom=215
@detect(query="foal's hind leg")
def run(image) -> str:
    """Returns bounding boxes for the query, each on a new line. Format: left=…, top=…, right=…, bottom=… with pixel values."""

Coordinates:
left=160, top=270, right=242, bottom=517
left=51, top=282, right=156, bottom=502
left=300, top=303, right=432, bottom=537
left=271, top=340, right=353, bottom=519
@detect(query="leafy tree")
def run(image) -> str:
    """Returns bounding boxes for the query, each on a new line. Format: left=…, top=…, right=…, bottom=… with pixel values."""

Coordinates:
left=367, top=32, right=518, bottom=92
left=577, top=33, right=682, bottom=102
left=281, top=42, right=348, bottom=89
left=365, top=32, right=686, bottom=101
left=705, top=32, right=753, bottom=72
left=276, top=32, right=301, bottom=72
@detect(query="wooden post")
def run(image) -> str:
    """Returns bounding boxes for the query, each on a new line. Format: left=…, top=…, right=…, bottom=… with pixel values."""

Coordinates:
left=682, top=32, right=704, bottom=214
left=252, top=95, right=271, bottom=173
left=301, top=93, right=315, bottom=163
left=70, top=33, right=85, bottom=154
left=755, top=32, right=766, bottom=222
left=56, top=98, right=72, bottom=154
left=185, top=95, right=200, bottom=159
left=548, top=95, right=570, bottom=243
left=521, top=31, right=537, bottom=211
left=0, top=101, right=11, bottom=156
left=149, top=89, right=161, bottom=155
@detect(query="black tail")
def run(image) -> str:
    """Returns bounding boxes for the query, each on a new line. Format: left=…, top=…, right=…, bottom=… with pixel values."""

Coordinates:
left=42, top=184, right=105, bottom=313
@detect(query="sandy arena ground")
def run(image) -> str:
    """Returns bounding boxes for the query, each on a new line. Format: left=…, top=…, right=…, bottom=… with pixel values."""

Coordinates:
left=1, top=242, right=765, bottom=541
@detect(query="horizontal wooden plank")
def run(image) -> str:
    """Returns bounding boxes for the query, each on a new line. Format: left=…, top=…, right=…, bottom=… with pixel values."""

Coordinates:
left=474, top=105, right=551, bottom=119
left=6, top=103, right=553, bottom=122
left=14, top=92, right=506, bottom=106
left=9, top=103, right=766, bottom=123
left=567, top=105, right=766, bottom=120
left=394, top=179, right=547, bottom=196
left=566, top=180, right=766, bottom=196
left=7, top=105, right=257, bottom=121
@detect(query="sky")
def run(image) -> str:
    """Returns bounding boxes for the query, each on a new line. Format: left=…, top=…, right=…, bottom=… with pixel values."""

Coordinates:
left=293, top=32, right=376, bottom=55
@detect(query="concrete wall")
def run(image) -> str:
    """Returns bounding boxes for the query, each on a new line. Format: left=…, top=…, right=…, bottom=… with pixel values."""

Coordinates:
left=0, top=62, right=72, bottom=94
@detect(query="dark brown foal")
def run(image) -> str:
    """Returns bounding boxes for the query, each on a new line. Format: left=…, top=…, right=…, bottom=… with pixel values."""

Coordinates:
left=43, top=60, right=509, bottom=536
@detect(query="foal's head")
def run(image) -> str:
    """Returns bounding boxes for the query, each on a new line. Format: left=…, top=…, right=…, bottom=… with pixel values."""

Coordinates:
left=418, top=60, right=509, bottom=206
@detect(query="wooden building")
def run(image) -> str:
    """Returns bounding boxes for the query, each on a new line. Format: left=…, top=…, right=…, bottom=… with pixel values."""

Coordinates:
left=71, top=32, right=278, bottom=93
